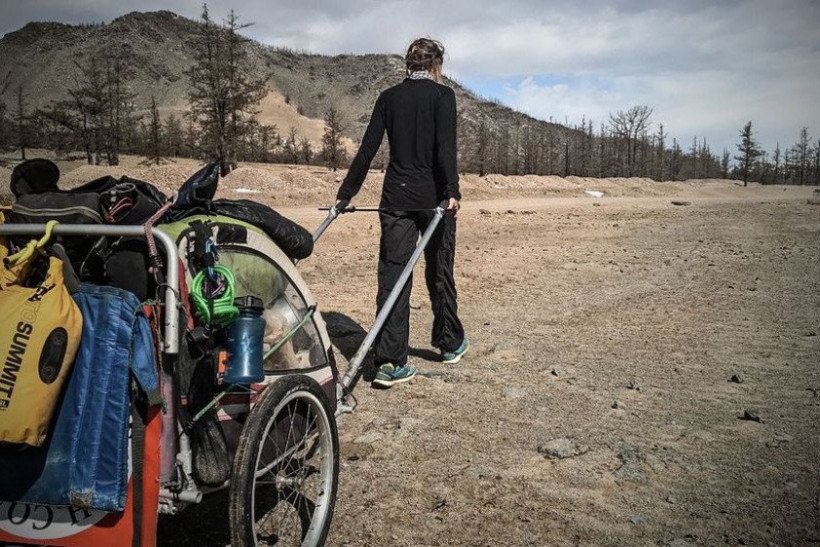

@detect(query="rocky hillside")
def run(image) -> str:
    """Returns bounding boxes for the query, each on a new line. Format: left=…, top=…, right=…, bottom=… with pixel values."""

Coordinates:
left=0, top=10, right=574, bottom=145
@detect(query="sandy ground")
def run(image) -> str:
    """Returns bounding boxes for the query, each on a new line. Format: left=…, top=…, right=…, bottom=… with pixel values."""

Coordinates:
left=154, top=182, right=819, bottom=546
left=293, top=188, right=820, bottom=547
left=1, top=151, right=780, bottom=207
left=3, top=154, right=819, bottom=545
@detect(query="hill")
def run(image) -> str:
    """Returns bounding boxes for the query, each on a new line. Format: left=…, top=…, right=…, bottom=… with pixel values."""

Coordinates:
left=0, top=10, right=575, bottom=149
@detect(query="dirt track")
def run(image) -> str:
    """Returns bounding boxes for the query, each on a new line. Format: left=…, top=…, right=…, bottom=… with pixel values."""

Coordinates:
left=286, top=188, right=819, bottom=547
left=143, top=180, right=816, bottom=546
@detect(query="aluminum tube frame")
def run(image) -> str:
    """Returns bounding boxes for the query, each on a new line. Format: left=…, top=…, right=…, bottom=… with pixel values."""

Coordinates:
left=0, top=223, right=180, bottom=354
left=312, top=206, right=340, bottom=243
left=293, top=207, right=340, bottom=267
left=340, top=204, right=447, bottom=390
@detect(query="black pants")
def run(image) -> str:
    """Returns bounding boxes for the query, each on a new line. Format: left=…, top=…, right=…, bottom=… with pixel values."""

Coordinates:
left=374, top=210, right=465, bottom=365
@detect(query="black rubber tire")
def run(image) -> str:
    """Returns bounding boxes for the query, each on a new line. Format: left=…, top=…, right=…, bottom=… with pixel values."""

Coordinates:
left=229, top=375, right=339, bottom=547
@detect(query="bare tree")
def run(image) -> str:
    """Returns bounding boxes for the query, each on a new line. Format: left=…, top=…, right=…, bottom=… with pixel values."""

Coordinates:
left=15, top=85, right=28, bottom=160
left=286, top=126, right=299, bottom=164
left=563, top=139, right=570, bottom=177
left=670, top=138, right=682, bottom=180
left=148, top=96, right=162, bottom=165
left=103, top=47, right=137, bottom=165
left=257, top=124, right=276, bottom=163
left=321, top=105, right=346, bottom=171
left=164, top=114, right=183, bottom=157
left=496, top=128, right=510, bottom=175
left=475, top=120, right=490, bottom=176
left=511, top=126, right=521, bottom=175
left=67, top=54, right=109, bottom=164
left=734, top=121, right=762, bottom=186
left=585, top=120, right=595, bottom=177
left=814, top=139, right=820, bottom=185
left=609, top=105, right=653, bottom=176
left=299, top=136, right=313, bottom=165
left=597, top=123, right=607, bottom=177
left=772, top=143, right=782, bottom=184
left=655, top=123, right=667, bottom=180
left=721, top=148, right=730, bottom=178
left=0, top=72, right=10, bottom=150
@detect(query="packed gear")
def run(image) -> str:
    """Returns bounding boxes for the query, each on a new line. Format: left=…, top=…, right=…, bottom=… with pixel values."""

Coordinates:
left=0, top=220, right=83, bottom=447
left=0, top=284, right=159, bottom=511
left=167, top=162, right=315, bottom=259
left=0, top=158, right=450, bottom=546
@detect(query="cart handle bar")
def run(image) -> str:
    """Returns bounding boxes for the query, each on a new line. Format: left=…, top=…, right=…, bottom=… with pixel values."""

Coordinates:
left=340, top=201, right=448, bottom=391
left=318, top=205, right=445, bottom=214
left=311, top=200, right=448, bottom=247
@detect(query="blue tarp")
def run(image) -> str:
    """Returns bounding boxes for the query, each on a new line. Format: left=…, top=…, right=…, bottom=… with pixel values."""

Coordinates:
left=0, top=284, right=158, bottom=512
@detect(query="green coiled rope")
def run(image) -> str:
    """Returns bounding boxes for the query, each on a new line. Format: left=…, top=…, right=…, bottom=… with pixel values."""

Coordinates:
left=190, top=265, right=240, bottom=326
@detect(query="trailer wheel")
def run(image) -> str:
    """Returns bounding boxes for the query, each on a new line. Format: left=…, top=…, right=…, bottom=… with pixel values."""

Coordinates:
left=229, top=375, right=339, bottom=547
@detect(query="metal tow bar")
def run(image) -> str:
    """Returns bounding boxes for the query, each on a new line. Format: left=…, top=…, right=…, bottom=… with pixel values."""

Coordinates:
left=311, top=200, right=449, bottom=412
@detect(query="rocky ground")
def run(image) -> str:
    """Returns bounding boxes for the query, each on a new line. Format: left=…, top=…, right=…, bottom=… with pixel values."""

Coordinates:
left=295, top=189, right=820, bottom=547
left=3, top=155, right=819, bottom=545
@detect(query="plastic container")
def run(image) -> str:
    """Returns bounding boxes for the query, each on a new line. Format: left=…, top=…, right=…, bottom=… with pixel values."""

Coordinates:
left=224, top=296, right=266, bottom=384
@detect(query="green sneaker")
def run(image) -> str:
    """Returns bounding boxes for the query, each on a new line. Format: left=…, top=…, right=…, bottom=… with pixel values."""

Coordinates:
left=441, top=337, right=469, bottom=364
left=372, top=363, right=417, bottom=388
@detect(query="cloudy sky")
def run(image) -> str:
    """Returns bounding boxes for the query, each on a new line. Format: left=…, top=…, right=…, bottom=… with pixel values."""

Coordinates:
left=2, top=0, right=819, bottom=155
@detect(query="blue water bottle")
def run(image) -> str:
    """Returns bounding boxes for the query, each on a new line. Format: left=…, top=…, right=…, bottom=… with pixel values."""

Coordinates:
left=224, top=296, right=266, bottom=384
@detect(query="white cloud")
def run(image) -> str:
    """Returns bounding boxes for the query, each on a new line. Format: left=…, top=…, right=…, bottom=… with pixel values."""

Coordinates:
left=2, top=0, right=818, bottom=152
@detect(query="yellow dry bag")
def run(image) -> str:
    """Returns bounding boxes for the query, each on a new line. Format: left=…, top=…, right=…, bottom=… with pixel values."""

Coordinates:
left=0, top=220, right=83, bottom=446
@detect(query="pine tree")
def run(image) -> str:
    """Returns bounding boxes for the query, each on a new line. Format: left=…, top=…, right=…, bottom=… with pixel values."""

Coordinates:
left=15, top=85, right=28, bottom=160
left=790, top=127, right=811, bottom=185
left=773, top=142, right=781, bottom=184
left=734, top=121, right=762, bottom=186
left=40, top=48, right=138, bottom=165
left=474, top=121, right=490, bottom=176
left=164, top=114, right=183, bottom=158
left=102, top=47, right=138, bottom=165
left=183, top=118, right=198, bottom=158
left=321, top=105, right=346, bottom=171
left=0, top=75, right=8, bottom=150
left=258, top=124, right=275, bottom=163
left=148, top=96, right=162, bottom=165
left=287, top=126, right=299, bottom=164
left=670, top=138, right=682, bottom=180
left=718, top=148, right=728, bottom=179
left=814, top=139, right=820, bottom=185
left=655, top=123, right=667, bottom=180
left=299, top=136, right=313, bottom=165
left=186, top=6, right=267, bottom=175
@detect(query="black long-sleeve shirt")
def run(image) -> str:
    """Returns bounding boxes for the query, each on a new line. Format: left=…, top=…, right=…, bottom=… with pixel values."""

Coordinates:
left=336, top=78, right=461, bottom=209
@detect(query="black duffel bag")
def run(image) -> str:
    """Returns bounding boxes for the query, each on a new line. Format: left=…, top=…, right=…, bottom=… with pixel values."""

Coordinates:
left=7, top=159, right=105, bottom=269
left=74, top=175, right=168, bottom=224
left=167, top=163, right=314, bottom=259
left=7, top=160, right=169, bottom=301
left=9, top=192, right=103, bottom=224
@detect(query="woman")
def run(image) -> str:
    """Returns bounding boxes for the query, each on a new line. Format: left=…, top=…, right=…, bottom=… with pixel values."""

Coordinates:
left=335, top=38, right=468, bottom=388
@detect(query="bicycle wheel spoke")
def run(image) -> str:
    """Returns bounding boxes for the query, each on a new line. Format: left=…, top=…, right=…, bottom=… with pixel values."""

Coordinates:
left=275, top=487, right=299, bottom=540
left=235, top=380, right=337, bottom=547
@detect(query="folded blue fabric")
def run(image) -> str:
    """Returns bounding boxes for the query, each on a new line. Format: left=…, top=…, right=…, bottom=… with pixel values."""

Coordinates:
left=0, top=284, right=158, bottom=512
